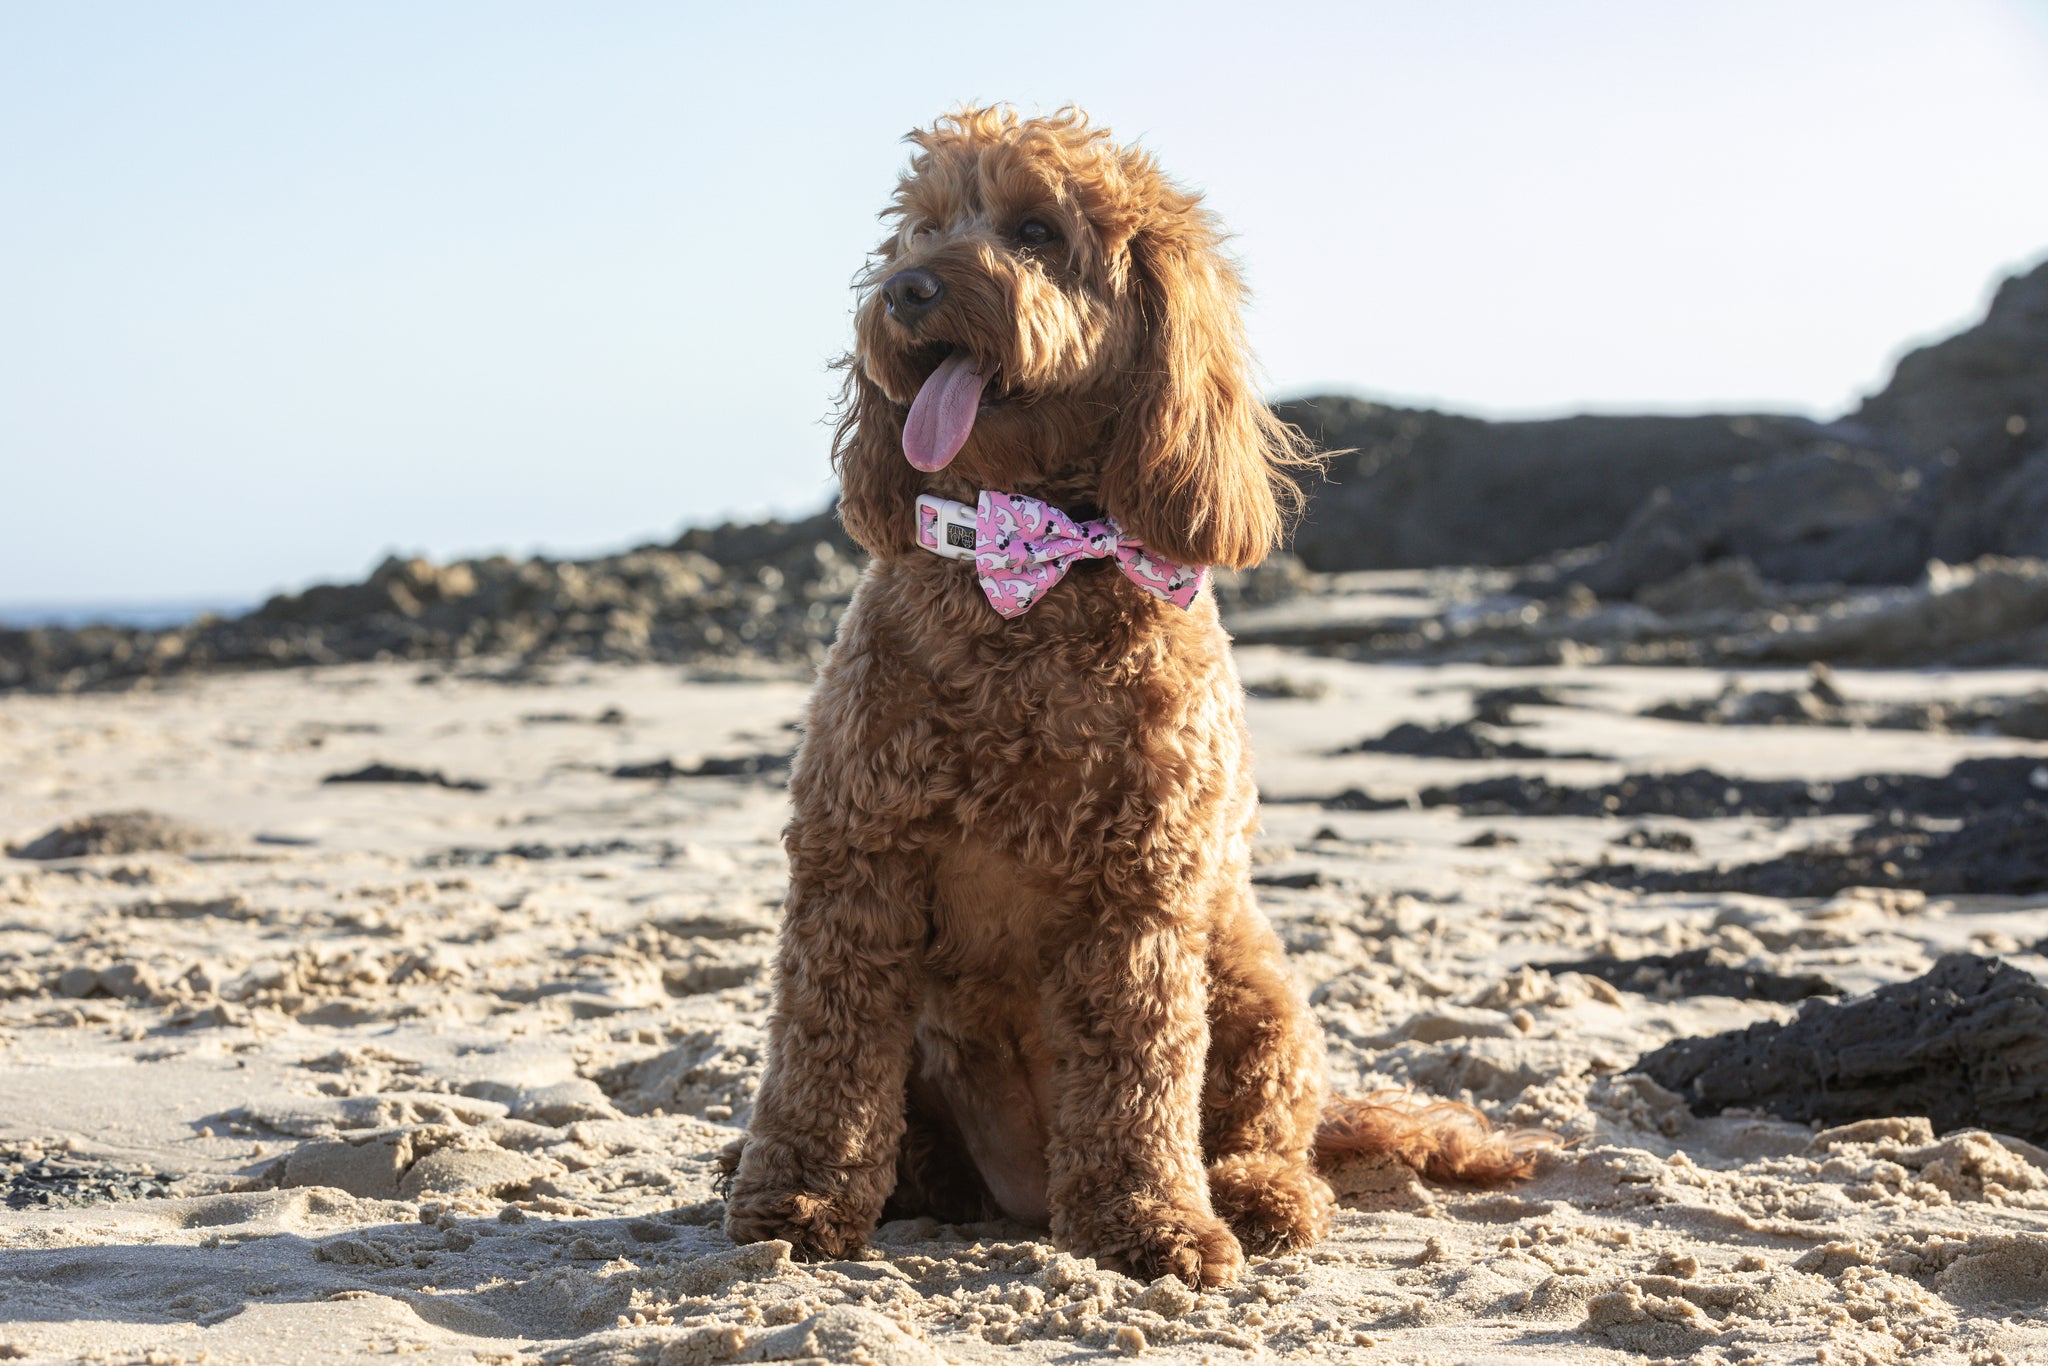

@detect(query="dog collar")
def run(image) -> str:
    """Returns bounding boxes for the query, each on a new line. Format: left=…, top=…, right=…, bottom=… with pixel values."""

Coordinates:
left=915, top=491, right=1208, bottom=619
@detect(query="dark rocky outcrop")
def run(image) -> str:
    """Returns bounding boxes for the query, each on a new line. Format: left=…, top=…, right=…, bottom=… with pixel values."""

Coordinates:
left=1283, top=257, right=2048, bottom=597
left=0, top=511, right=864, bottom=693
left=1411, top=755, right=2048, bottom=821
left=1645, top=665, right=2048, bottom=738
left=1572, top=444, right=1932, bottom=596
left=1587, top=805, right=2048, bottom=898
left=1276, top=400, right=1829, bottom=572
left=1223, top=551, right=2048, bottom=669
left=1854, top=263, right=2048, bottom=560
left=1634, top=955, right=2048, bottom=1141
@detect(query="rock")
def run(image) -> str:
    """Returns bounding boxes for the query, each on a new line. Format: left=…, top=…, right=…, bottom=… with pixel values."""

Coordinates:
left=1854, top=262, right=2048, bottom=462
left=1634, top=557, right=1777, bottom=617
left=8, top=810, right=220, bottom=859
left=1538, top=948, right=1839, bottom=1004
left=1973, top=691, right=2048, bottom=740
left=1571, top=259, right=2048, bottom=600
left=1573, top=445, right=1930, bottom=598
left=1414, top=754, right=2048, bottom=821
left=1307, top=789, right=1410, bottom=813
left=7, top=262, right=2045, bottom=691
left=1338, top=719, right=1609, bottom=762
left=4, top=1144, right=176, bottom=1210
left=1208, top=552, right=1314, bottom=609
left=6, top=265, right=2045, bottom=693
left=1610, top=827, right=1695, bottom=853
left=1242, top=673, right=1332, bottom=701
left=1278, top=397, right=1829, bottom=571
left=1633, top=954, right=2048, bottom=1142
left=1589, top=803, right=2048, bottom=898
left=55, top=966, right=100, bottom=998
left=1645, top=664, right=1852, bottom=727
left=1235, top=555, right=2048, bottom=670
left=1251, top=869, right=1328, bottom=889
left=1740, top=555, right=2048, bottom=667
left=1853, top=260, right=2048, bottom=565
left=0, top=509, right=862, bottom=694
left=611, top=753, right=791, bottom=781
left=321, top=763, right=488, bottom=792
left=1279, top=260, right=2047, bottom=602
left=1469, top=683, right=1582, bottom=723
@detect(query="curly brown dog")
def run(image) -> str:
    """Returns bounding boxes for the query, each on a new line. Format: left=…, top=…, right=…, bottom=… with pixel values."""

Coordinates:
left=722, top=105, right=1544, bottom=1287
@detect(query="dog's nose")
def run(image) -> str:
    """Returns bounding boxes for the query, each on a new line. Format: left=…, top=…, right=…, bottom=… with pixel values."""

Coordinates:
left=881, top=268, right=945, bottom=325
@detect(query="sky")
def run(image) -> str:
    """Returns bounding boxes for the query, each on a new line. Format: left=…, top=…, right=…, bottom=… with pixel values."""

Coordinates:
left=3, top=1, right=2047, bottom=606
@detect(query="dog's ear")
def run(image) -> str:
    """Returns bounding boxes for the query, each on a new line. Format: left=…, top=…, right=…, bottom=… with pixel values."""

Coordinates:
left=830, top=362, right=922, bottom=558
left=1098, top=211, right=1309, bottom=571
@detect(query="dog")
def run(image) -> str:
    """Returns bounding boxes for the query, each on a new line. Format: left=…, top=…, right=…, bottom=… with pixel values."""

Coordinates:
left=722, top=106, right=1543, bottom=1287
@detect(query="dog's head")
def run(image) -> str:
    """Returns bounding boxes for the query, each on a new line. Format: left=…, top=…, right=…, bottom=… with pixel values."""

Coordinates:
left=833, top=106, right=1308, bottom=570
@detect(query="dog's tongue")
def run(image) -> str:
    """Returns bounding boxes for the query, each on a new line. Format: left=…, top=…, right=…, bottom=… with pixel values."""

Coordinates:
left=902, top=350, right=986, bottom=472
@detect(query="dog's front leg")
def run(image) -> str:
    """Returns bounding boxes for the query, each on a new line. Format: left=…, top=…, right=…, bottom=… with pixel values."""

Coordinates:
left=1041, top=917, right=1244, bottom=1287
left=724, top=851, right=923, bottom=1259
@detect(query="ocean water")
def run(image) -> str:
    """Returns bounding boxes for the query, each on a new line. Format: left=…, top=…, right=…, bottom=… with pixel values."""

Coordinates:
left=0, top=601, right=252, bottom=630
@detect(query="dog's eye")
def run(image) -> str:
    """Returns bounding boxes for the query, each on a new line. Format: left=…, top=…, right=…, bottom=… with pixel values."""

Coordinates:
left=1014, top=218, right=1057, bottom=248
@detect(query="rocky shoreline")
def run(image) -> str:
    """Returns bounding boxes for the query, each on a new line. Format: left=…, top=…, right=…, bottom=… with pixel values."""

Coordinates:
left=16, top=529, right=2048, bottom=695
left=1, top=512, right=864, bottom=693
left=9, top=259, right=2044, bottom=694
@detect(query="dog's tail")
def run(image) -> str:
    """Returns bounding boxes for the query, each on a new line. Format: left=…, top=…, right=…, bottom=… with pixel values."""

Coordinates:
left=1314, top=1089, right=1554, bottom=1184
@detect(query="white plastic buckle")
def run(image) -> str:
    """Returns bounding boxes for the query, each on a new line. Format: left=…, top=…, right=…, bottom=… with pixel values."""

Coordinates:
left=914, top=494, right=979, bottom=562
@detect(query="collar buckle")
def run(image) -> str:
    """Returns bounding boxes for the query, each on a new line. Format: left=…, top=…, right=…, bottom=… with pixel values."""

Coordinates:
left=914, top=494, right=979, bottom=562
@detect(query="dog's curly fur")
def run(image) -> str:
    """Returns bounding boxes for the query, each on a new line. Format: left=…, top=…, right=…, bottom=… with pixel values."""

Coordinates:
left=722, top=106, right=1546, bottom=1285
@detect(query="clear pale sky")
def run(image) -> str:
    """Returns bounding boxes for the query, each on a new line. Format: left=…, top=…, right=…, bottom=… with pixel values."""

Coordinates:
left=4, top=1, right=2046, bottom=604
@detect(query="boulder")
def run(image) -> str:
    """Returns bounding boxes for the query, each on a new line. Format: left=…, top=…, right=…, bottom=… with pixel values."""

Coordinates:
left=1573, top=444, right=1930, bottom=597
left=1277, top=397, right=1825, bottom=572
left=1850, top=259, right=2048, bottom=467
left=1634, top=955, right=2048, bottom=1142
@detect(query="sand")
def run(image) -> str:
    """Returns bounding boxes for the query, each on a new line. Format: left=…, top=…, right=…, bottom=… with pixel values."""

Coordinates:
left=3, top=653, right=2047, bottom=1364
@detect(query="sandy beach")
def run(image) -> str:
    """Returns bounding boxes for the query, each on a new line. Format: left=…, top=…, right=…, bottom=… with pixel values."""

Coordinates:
left=7, top=9, right=2044, bottom=1362
left=3, top=648, right=2045, bottom=1364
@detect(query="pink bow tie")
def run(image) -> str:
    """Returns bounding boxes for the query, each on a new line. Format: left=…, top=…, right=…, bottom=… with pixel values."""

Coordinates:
left=971, top=490, right=1208, bottom=619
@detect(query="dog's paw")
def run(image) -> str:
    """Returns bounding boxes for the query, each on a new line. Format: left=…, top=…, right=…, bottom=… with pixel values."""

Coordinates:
left=1066, top=1196, right=1244, bottom=1288
left=723, top=1185, right=874, bottom=1261
left=1208, top=1154, right=1333, bottom=1255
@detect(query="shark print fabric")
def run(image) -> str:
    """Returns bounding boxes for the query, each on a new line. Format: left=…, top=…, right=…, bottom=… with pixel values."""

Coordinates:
left=970, top=490, right=1208, bottom=619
